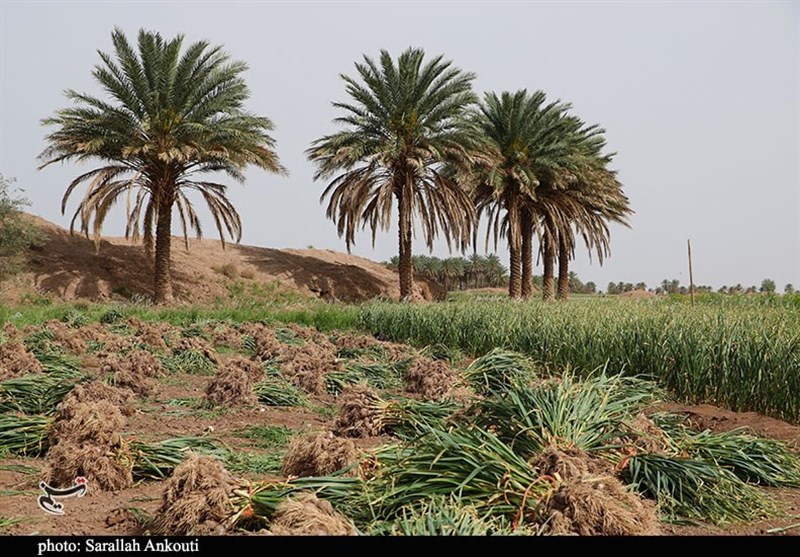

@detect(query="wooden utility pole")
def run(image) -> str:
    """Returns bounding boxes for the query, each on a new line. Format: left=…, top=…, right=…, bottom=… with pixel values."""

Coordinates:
left=687, top=239, right=695, bottom=307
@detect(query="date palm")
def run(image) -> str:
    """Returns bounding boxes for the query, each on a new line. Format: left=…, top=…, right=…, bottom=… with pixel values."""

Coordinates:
left=39, top=28, right=285, bottom=303
left=307, top=48, right=479, bottom=300
left=471, top=90, right=571, bottom=299
left=532, top=118, right=631, bottom=300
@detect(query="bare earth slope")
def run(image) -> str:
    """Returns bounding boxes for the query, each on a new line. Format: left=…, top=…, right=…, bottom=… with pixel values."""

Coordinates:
left=7, top=214, right=443, bottom=304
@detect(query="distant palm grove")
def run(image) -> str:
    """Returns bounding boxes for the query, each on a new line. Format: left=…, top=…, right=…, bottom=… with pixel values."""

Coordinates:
left=41, top=28, right=631, bottom=303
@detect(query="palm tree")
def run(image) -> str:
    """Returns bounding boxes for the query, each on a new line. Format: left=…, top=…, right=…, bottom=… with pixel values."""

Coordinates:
left=470, top=90, right=570, bottom=299
left=39, top=28, right=285, bottom=303
left=518, top=113, right=631, bottom=301
left=307, top=48, right=479, bottom=300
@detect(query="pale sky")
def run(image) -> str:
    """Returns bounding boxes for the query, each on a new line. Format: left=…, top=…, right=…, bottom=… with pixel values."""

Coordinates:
left=1, top=0, right=798, bottom=290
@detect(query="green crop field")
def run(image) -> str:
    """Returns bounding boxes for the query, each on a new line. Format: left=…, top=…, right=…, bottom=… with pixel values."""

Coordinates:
left=359, top=294, right=800, bottom=422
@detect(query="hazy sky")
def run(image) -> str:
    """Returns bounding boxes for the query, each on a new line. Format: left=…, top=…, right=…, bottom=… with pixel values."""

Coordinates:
left=1, top=1, right=798, bottom=290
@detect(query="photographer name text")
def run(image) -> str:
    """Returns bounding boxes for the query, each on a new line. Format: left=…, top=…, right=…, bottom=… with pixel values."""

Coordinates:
left=38, top=538, right=200, bottom=555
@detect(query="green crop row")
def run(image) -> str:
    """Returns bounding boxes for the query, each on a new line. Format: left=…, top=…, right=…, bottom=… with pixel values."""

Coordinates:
left=358, top=298, right=800, bottom=422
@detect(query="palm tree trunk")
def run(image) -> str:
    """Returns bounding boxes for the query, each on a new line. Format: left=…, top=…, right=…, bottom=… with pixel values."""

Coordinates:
left=557, top=232, right=570, bottom=301
left=154, top=200, right=174, bottom=304
left=542, top=228, right=555, bottom=301
left=521, top=209, right=533, bottom=299
left=507, top=194, right=522, bottom=299
left=397, top=188, right=414, bottom=301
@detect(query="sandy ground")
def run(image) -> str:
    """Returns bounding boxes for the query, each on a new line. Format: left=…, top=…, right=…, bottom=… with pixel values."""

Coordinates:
left=2, top=214, right=444, bottom=304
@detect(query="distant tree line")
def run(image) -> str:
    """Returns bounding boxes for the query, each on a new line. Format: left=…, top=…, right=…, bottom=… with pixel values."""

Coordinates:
left=648, top=278, right=793, bottom=296
left=385, top=255, right=508, bottom=291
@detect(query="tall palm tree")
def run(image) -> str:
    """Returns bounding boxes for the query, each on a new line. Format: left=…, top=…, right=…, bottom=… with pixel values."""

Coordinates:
left=471, top=90, right=570, bottom=299
left=307, top=48, right=479, bottom=300
left=39, top=28, right=285, bottom=303
left=553, top=168, right=631, bottom=300
left=516, top=113, right=631, bottom=301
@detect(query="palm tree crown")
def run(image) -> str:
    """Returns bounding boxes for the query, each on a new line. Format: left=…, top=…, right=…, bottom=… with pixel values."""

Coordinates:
left=39, top=28, right=285, bottom=302
left=307, top=47, right=480, bottom=299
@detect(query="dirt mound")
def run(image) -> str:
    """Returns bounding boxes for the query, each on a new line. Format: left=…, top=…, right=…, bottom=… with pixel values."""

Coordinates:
left=59, top=380, right=134, bottom=416
left=205, top=357, right=263, bottom=407
left=333, top=385, right=382, bottom=438
left=269, top=493, right=357, bottom=536
left=152, top=455, right=236, bottom=535
left=13, top=213, right=442, bottom=304
left=404, top=357, right=455, bottom=400
left=0, top=341, right=43, bottom=380
left=105, top=507, right=143, bottom=532
left=45, top=400, right=132, bottom=492
left=239, top=324, right=283, bottom=362
left=280, top=343, right=339, bottom=396
left=281, top=431, right=358, bottom=478
left=533, top=447, right=659, bottom=536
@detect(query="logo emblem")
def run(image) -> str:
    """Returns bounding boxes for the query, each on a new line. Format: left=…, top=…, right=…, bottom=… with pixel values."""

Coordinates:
left=37, top=477, right=88, bottom=515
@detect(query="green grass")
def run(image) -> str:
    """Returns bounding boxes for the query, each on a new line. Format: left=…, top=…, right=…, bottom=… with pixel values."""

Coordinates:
left=226, top=425, right=296, bottom=476
left=359, top=297, right=800, bottom=421
left=233, top=425, right=296, bottom=449
left=225, top=450, right=284, bottom=476
left=0, top=299, right=360, bottom=332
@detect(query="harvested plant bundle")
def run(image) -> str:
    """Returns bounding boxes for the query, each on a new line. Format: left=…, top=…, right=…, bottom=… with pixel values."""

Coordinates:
left=280, top=343, right=340, bottom=395
left=654, top=418, right=800, bottom=487
left=371, top=425, right=550, bottom=521
left=0, top=370, right=85, bottom=414
left=254, top=377, right=309, bottom=407
left=475, top=372, right=658, bottom=457
left=403, top=357, right=455, bottom=400
left=281, top=431, right=358, bottom=478
left=130, top=436, right=230, bottom=480
left=333, top=384, right=382, bottom=438
left=464, top=349, right=535, bottom=394
left=626, top=453, right=774, bottom=524
left=45, top=400, right=133, bottom=491
left=0, top=414, right=52, bottom=456
left=269, top=493, right=357, bottom=535
left=151, top=455, right=236, bottom=535
left=205, top=357, right=263, bottom=406
left=533, top=447, right=659, bottom=536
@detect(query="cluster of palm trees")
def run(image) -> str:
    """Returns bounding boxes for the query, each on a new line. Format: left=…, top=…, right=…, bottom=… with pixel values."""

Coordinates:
left=308, top=49, right=632, bottom=301
left=39, top=29, right=631, bottom=303
left=385, top=254, right=508, bottom=292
